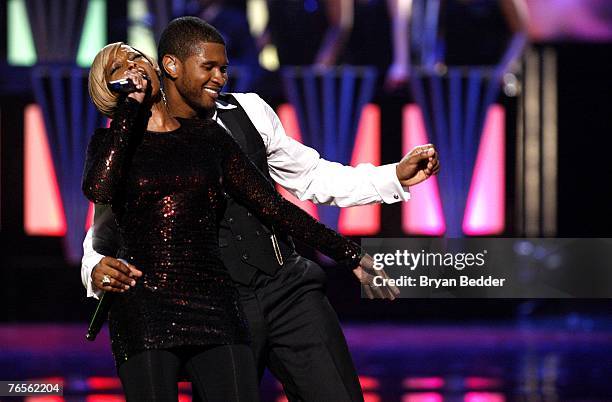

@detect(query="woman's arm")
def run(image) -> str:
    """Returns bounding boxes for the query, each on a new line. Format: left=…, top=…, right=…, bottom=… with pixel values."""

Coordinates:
left=214, top=122, right=398, bottom=298
left=82, top=98, right=143, bottom=204
left=216, top=123, right=363, bottom=268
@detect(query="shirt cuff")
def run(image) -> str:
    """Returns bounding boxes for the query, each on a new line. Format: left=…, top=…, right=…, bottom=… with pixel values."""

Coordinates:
left=82, top=254, right=104, bottom=299
left=372, top=163, right=411, bottom=204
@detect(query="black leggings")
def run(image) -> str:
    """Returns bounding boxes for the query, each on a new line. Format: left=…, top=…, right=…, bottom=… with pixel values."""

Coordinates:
left=118, top=344, right=260, bottom=402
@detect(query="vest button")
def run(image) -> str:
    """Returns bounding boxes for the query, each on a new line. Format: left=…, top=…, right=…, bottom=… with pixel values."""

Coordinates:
left=228, top=217, right=234, bottom=224
left=242, top=252, right=249, bottom=261
left=255, top=230, right=261, bottom=236
left=235, top=235, right=243, bottom=241
left=247, top=211, right=252, bottom=217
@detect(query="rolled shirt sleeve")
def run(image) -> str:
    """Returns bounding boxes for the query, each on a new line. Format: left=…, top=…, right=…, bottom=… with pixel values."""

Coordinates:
left=228, top=93, right=410, bottom=207
left=82, top=226, right=104, bottom=299
left=81, top=204, right=120, bottom=299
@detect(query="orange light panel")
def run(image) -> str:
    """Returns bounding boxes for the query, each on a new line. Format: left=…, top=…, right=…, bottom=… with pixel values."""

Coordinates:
left=85, top=202, right=95, bottom=230
left=24, top=104, right=66, bottom=236
left=276, top=104, right=319, bottom=219
left=364, top=393, right=381, bottom=402
left=359, top=375, right=381, bottom=390
left=86, top=377, right=121, bottom=390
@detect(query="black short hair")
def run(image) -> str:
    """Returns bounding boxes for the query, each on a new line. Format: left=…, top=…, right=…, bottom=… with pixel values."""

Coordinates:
left=158, top=16, right=225, bottom=74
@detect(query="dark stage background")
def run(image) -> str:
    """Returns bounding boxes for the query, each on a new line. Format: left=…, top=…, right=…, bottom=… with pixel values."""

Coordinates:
left=1, top=2, right=612, bottom=401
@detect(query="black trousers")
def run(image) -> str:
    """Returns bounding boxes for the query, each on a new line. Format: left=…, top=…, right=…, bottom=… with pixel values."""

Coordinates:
left=118, top=344, right=259, bottom=402
left=237, top=254, right=364, bottom=402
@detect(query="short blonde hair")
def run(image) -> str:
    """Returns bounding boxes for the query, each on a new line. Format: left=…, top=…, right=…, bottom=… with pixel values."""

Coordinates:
left=88, top=42, right=160, bottom=118
left=89, top=42, right=123, bottom=118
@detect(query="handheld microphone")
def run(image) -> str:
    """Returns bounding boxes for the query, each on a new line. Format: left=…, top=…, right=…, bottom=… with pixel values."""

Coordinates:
left=108, top=78, right=137, bottom=93
left=85, top=258, right=129, bottom=341
left=85, top=292, right=115, bottom=341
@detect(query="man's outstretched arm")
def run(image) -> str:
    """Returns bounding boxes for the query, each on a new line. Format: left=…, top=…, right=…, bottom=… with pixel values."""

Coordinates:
left=232, top=93, right=439, bottom=207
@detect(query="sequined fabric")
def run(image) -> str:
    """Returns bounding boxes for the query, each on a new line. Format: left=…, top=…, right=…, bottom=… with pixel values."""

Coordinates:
left=82, top=99, right=363, bottom=366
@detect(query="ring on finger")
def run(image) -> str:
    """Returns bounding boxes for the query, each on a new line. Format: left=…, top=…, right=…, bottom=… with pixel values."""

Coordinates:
left=102, top=274, right=112, bottom=287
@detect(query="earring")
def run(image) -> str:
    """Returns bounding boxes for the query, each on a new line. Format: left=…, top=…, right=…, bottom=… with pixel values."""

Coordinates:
left=160, top=87, right=168, bottom=105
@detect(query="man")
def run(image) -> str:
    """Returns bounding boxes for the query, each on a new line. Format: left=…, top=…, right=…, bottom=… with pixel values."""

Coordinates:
left=82, top=17, right=439, bottom=401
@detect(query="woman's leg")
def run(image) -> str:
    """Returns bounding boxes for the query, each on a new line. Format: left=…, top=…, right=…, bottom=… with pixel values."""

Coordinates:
left=186, top=344, right=260, bottom=402
left=118, top=349, right=181, bottom=402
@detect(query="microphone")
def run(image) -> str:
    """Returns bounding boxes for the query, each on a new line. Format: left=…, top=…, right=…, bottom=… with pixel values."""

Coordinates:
left=108, top=78, right=137, bottom=93
left=85, top=292, right=116, bottom=341
left=85, top=258, right=129, bottom=341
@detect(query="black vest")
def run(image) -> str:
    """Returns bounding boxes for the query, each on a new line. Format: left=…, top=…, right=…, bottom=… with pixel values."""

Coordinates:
left=217, top=94, right=296, bottom=285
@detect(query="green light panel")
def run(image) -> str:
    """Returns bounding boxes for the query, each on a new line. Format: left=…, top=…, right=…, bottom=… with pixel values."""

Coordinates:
left=76, top=0, right=107, bottom=67
left=7, top=0, right=37, bottom=66
left=128, top=0, right=158, bottom=60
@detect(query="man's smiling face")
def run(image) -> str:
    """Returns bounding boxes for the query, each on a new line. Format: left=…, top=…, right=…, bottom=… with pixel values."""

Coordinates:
left=174, top=41, right=229, bottom=114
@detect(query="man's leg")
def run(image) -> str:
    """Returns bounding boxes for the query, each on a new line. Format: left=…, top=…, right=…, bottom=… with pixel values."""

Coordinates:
left=193, top=279, right=270, bottom=402
left=237, top=282, right=270, bottom=381
left=186, top=344, right=260, bottom=402
left=257, top=256, right=364, bottom=402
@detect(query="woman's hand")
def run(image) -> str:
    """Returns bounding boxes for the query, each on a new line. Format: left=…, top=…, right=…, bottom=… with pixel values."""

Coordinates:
left=353, top=254, right=401, bottom=300
left=123, top=68, right=149, bottom=104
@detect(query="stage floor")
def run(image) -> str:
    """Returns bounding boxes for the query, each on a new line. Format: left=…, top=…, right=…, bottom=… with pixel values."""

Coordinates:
left=1, top=321, right=611, bottom=402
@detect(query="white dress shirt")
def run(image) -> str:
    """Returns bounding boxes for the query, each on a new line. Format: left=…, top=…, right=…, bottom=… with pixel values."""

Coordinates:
left=82, top=92, right=409, bottom=298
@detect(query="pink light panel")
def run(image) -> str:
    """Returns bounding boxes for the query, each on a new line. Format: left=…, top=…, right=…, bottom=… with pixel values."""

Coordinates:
left=462, top=105, right=505, bottom=235
left=402, top=105, right=445, bottom=235
left=464, top=392, right=505, bottom=402
left=402, top=104, right=505, bottom=236
left=84, top=396, right=125, bottom=402
left=464, top=377, right=503, bottom=389
left=276, top=103, right=381, bottom=235
left=403, top=376, right=445, bottom=389
left=402, top=392, right=444, bottom=402
left=338, top=104, right=381, bottom=235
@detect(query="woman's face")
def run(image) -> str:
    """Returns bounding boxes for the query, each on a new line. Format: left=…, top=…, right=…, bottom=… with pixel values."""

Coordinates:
left=105, top=44, right=160, bottom=97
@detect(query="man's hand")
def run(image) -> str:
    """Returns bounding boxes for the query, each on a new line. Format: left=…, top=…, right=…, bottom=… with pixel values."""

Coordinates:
left=91, top=256, right=143, bottom=292
left=353, top=254, right=401, bottom=300
left=396, top=144, right=441, bottom=187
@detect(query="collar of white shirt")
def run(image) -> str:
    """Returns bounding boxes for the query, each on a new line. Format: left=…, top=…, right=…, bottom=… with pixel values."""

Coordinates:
left=212, top=98, right=237, bottom=121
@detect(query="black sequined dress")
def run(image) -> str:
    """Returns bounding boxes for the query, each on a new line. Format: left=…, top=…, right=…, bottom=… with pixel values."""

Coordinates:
left=82, top=99, right=363, bottom=366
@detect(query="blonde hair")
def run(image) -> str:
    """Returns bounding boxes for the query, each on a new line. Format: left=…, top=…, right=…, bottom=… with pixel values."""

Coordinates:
left=88, top=42, right=160, bottom=118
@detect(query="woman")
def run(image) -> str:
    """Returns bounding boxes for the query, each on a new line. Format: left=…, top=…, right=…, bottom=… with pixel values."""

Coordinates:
left=83, top=42, right=379, bottom=401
